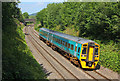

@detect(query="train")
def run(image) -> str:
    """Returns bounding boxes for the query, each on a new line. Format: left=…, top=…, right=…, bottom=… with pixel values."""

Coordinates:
left=39, top=28, right=100, bottom=69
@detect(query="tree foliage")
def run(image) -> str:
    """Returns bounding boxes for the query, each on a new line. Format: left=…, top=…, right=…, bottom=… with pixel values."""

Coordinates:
left=36, top=2, right=120, bottom=41
left=2, top=2, right=47, bottom=79
left=2, top=2, right=24, bottom=31
left=23, top=12, right=29, bottom=19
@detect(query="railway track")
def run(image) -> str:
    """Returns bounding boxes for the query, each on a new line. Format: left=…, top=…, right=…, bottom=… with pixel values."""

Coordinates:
left=25, top=27, right=81, bottom=80
left=28, top=26, right=114, bottom=81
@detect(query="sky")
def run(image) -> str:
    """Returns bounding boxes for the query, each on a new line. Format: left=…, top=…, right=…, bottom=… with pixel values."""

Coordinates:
left=18, top=0, right=65, bottom=15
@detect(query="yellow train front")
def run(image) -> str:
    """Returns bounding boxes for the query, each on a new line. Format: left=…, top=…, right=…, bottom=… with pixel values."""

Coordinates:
left=80, top=42, right=100, bottom=69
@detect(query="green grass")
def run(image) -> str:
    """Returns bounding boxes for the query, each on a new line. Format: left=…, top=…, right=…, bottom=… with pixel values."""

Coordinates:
left=2, top=19, right=47, bottom=80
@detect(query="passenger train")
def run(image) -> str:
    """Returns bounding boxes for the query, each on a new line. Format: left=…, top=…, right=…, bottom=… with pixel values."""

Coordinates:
left=39, top=28, right=100, bottom=69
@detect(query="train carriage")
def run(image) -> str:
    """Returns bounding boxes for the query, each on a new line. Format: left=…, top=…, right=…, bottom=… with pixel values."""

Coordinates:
left=39, top=28, right=100, bottom=69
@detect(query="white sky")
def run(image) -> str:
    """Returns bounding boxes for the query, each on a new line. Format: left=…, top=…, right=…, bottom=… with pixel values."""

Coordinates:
left=19, top=0, right=65, bottom=2
left=18, top=0, right=64, bottom=15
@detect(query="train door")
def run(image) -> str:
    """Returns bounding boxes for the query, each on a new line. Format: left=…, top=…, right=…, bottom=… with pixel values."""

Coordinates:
left=49, top=33, right=53, bottom=43
left=88, top=46, right=94, bottom=61
left=86, top=43, right=95, bottom=63
left=48, top=33, right=52, bottom=42
left=49, top=33, right=51, bottom=42
left=75, top=43, right=81, bottom=59
left=47, top=33, right=49, bottom=41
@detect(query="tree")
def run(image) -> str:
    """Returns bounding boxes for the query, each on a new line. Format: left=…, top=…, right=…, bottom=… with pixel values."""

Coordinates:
left=23, top=12, right=29, bottom=19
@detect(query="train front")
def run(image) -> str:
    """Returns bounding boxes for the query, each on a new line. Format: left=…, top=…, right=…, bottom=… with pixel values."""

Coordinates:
left=80, top=42, right=100, bottom=69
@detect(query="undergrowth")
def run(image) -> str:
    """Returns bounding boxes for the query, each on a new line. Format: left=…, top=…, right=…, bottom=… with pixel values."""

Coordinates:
left=95, top=40, right=120, bottom=73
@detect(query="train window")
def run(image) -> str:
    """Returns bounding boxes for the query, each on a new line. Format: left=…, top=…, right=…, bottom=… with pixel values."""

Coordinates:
left=95, top=48, right=98, bottom=55
left=59, top=39, right=60, bottom=43
left=78, top=47, right=80, bottom=53
left=75, top=46, right=77, bottom=51
left=57, top=39, right=59, bottom=43
left=65, top=42, right=67, bottom=47
left=58, top=39, right=60, bottom=43
left=95, top=45, right=98, bottom=47
left=63, top=41, right=65, bottom=46
left=83, top=44, right=87, bottom=46
left=82, top=48, right=86, bottom=54
left=71, top=44, right=74, bottom=50
left=55, top=38, right=56, bottom=41
left=61, top=40, right=62, bottom=44
left=55, top=38, right=57, bottom=42
left=56, top=38, right=58, bottom=42
left=68, top=43, right=70, bottom=48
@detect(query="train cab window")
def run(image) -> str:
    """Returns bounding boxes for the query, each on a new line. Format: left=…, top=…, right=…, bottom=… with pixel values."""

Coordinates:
left=78, top=47, right=80, bottom=53
left=65, top=42, right=67, bottom=47
left=71, top=44, right=74, bottom=50
left=68, top=43, right=70, bottom=48
left=75, top=46, right=77, bottom=51
left=95, top=48, right=98, bottom=55
left=82, top=48, right=86, bottom=54
left=95, top=45, right=98, bottom=47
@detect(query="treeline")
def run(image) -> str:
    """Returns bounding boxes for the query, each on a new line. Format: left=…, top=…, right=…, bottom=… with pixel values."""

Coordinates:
left=2, top=2, right=46, bottom=79
left=2, top=2, right=24, bottom=31
left=36, top=2, right=120, bottom=41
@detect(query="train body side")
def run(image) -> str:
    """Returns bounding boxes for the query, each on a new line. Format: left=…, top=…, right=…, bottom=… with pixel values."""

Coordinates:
left=39, top=29, right=82, bottom=60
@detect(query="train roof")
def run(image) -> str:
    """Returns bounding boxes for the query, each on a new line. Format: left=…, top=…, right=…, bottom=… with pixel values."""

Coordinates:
left=40, top=28, right=96, bottom=44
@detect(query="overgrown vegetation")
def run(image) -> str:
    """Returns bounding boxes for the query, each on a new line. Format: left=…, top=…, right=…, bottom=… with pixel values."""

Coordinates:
left=36, top=2, right=120, bottom=73
left=2, top=2, right=47, bottom=79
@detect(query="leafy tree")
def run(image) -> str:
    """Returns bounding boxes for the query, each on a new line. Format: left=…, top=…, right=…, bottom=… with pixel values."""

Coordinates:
left=23, top=12, right=29, bottom=19
left=2, top=2, right=46, bottom=79
left=36, top=2, right=120, bottom=41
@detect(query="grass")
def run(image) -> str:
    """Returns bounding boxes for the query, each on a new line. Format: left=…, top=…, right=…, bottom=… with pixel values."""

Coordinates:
left=2, top=19, right=47, bottom=80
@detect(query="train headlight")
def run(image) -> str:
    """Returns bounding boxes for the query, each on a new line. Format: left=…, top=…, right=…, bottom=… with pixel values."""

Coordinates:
left=88, top=62, right=92, bottom=67
left=81, top=55, right=86, bottom=57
